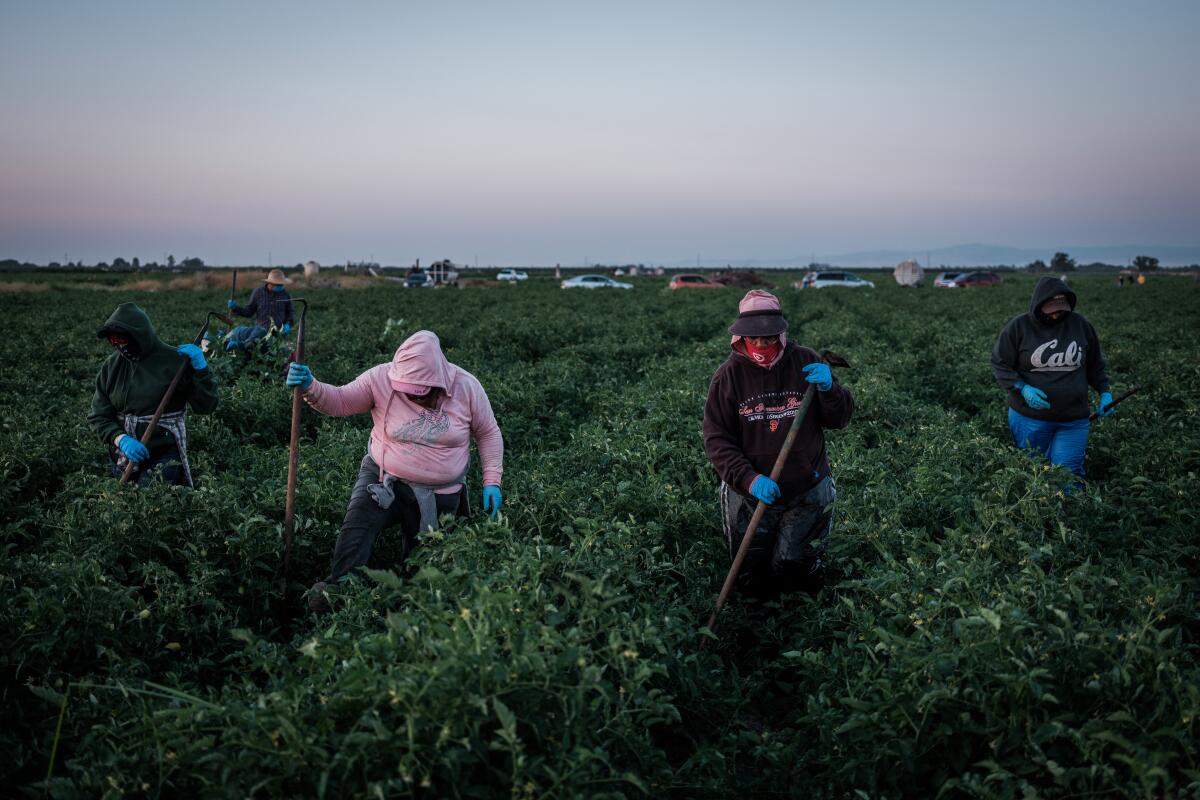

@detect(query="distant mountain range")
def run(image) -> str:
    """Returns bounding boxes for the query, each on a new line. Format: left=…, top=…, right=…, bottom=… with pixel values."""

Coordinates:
left=678, top=244, right=1200, bottom=269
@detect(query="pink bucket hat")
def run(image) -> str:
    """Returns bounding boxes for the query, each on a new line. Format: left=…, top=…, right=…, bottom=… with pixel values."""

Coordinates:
left=728, top=289, right=788, bottom=337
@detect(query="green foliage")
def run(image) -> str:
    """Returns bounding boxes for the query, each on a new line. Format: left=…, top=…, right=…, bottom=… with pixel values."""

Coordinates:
left=1, top=274, right=1198, bottom=798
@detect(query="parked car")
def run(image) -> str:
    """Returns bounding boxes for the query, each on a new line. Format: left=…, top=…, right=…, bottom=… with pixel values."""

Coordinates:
left=954, top=271, right=1002, bottom=287
left=404, top=271, right=432, bottom=288
left=933, top=272, right=964, bottom=288
left=497, top=269, right=528, bottom=281
left=669, top=273, right=722, bottom=290
left=801, top=271, right=875, bottom=289
left=561, top=274, right=633, bottom=290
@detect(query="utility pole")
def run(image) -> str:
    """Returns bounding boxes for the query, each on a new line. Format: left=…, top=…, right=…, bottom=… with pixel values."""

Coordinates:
left=269, top=251, right=272, bottom=268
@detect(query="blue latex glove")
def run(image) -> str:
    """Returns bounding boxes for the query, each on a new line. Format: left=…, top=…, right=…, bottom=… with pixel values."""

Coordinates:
left=482, top=485, right=503, bottom=518
left=802, top=362, right=833, bottom=391
left=1015, top=381, right=1051, bottom=410
left=280, top=323, right=292, bottom=336
left=1097, top=391, right=1115, bottom=417
left=749, top=475, right=781, bottom=505
left=226, top=299, right=238, bottom=310
left=116, top=434, right=149, bottom=463
left=286, top=363, right=314, bottom=390
left=177, top=344, right=207, bottom=370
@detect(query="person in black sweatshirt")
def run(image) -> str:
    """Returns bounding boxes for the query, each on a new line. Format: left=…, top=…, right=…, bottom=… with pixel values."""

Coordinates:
left=703, top=290, right=854, bottom=598
left=991, top=276, right=1114, bottom=480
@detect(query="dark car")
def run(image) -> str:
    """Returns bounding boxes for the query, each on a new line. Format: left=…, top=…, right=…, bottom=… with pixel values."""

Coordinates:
left=405, top=270, right=432, bottom=288
left=955, top=271, right=1002, bottom=287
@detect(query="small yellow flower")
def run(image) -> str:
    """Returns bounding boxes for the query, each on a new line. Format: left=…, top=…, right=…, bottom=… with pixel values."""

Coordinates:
left=622, top=649, right=639, bottom=659
left=459, top=608, right=472, bottom=622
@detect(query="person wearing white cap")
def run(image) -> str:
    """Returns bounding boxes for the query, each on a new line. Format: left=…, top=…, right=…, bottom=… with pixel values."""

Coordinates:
left=284, top=330, right=504, bottom=612
left=225, top=268, right=296, bottom=350
left=991, top=276, right=1114, bottom=481
left=703, top=290, right=854, bottom=599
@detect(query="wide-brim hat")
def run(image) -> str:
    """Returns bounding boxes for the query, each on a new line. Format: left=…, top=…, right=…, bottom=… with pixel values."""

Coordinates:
left=264, top=268, right=293, bottom=285
left=728, top=289, right=788, bottom=336
left=729, top=310, right=788, bottom=337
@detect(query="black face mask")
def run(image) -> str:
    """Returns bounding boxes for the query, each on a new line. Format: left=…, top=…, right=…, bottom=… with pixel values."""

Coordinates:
left=1035, top=308, right=1069, bottom=326
left=109, top=338, right=142, bottom=361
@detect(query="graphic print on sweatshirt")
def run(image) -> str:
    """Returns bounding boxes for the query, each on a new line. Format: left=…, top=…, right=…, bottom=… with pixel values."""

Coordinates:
left=390, top=409, right=451, bottom=453
left=737, top=390, right=804, bottom=433
left=1028, top=338, right=1085, bottom=373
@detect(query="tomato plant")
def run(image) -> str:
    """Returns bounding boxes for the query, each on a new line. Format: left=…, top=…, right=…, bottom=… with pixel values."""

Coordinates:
left=1, top=272, right=1197, bottom=798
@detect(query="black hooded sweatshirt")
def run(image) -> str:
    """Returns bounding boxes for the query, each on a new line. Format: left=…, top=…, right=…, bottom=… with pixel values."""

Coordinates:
left=89, top=303, right=219, bottom=452
left=704, top=340, right=853, bottom=501
left=991, top=276, right=1109, bottom=422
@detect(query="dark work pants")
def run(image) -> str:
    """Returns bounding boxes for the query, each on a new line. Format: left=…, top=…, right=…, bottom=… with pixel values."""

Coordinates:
left=109, top=445, right=185, bottom=487
left=720, top=476, right=835, bottom=599
left=327, top=454, right=465, bottom=582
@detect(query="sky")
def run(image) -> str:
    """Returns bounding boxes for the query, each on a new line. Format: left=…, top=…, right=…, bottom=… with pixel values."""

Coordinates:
left=2, top=0, right=1198, bottom=266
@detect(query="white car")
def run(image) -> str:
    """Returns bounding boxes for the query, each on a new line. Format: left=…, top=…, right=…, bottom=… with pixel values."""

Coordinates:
left=804, top=271, right=875, bottom=289
left=561, top=274, right=633, bottom=290
left=933, top=271, right=964, bottom=288
left=497, top=269, right=528, bottom=281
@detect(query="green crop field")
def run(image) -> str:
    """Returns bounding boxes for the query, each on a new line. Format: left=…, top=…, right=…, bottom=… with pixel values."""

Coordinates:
left=2, top=273, right=1198, bottom=798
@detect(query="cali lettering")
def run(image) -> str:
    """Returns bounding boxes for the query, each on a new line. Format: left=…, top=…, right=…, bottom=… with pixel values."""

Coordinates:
left=1030, top=338, right=1083, bottom=372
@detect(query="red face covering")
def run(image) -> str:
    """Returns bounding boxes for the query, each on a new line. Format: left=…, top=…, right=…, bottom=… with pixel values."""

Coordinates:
left=743, top=337, right=781, bottom=366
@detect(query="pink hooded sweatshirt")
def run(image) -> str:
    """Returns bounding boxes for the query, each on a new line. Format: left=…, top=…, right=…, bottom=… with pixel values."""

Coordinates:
left=302, top=330, right=503, bottom=492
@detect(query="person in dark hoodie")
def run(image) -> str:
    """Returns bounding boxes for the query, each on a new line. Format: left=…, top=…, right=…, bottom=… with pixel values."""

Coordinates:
left=991, top=276, right=1114, bottom=480
left=88, top=303, right=219, bottom=486
left=703, top=290, right=854, bottom=598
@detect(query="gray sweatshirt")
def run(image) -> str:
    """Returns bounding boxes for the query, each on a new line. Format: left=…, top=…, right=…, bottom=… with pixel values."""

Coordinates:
left=991, top=276, right=1109, bottom=422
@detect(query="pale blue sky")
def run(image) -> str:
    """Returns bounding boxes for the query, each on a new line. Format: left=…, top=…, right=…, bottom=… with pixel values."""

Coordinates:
left=2, top=1, right=1198, bottom=265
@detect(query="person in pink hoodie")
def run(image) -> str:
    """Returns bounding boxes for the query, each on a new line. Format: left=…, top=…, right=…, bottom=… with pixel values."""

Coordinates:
left=285, top=330, right=504, bottom=612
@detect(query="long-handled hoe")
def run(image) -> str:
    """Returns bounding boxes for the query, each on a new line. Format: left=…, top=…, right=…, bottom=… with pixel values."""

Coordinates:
left=699, top=350, right=851, bottom=650
left=1089, top=384, right=1140, bottom=422
left=281, top=298, right=308, bottom=575
left=119, top=311, right=233, bottom=485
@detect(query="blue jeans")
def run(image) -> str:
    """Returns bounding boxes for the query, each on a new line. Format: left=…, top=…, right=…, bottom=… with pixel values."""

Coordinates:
left=1007, top=408, right=1090, bottom=478
left=224, top=325, right=268, bottom=351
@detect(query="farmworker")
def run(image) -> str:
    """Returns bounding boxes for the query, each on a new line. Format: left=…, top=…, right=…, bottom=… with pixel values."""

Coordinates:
left=991, top=276, right=1113, bottom=481
left=286, top=330, right=504, bottom=612
left=225, top=268, right=295, bottom=350
left=88, top=303, right=218, bottom=486
left=703, top=290, right=854, bottom=599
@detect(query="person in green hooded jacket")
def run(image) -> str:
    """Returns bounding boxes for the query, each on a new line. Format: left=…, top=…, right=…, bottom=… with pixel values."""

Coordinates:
left=88, top=303, right=219, bottom=486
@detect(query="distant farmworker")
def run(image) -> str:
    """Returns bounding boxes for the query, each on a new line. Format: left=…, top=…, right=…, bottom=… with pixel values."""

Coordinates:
left=88, top=303, right=218, bottom=486
left=703, top=290, right=854, bottom=599
left=225, top=268, right=295, bottom=350
left=286, top=330, right=505, bottom=612
left=991, top=276, right=1113, bottom=483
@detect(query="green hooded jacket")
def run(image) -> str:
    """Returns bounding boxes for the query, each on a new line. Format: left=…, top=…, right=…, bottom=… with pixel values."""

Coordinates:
left=88, top=303, right=218, bottom=452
